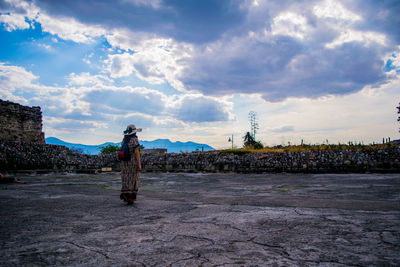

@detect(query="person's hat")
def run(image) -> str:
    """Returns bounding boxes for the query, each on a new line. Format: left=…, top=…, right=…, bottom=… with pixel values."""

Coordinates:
left=124, top=124, right=142, bottom=135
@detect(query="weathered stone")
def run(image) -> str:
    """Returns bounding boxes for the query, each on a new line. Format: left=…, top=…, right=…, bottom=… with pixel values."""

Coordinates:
left=0, top=99, right=45, bottom=144
left=1, top=140, right=400, bottom=173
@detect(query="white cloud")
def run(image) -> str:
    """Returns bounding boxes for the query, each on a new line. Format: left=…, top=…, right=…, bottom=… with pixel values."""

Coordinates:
left=105, top=28, right=146, bottom=51
left=313, top=0, right=362, bottom=22
left=104, top=37, right=193, bottom=91
left=122, top=0, right=162, bottom=8
left=37, top=14, right=105, bottom=44
left=37, top=43, right=53, bottom=51
left=169, top=94, right=233, bottom=123
left=0, top=12, right=31, bottom=31
left=311, top=0, right=388, bottom=49
left=230, top=77, right=400, bottom=146
left=1, top=62, right=229, bottom=127
left=0, top=62, right=38, bottom=89
left=326, top=30, right=387, bottom=49
left=68, top=72, right=113, bottom=87
left=178, top=0, right=393, bottom=101
left=82, top=58, right=91, bottom=65
left=2, top=0, right=392, bottom=103
left=45, top=116, right=104, bottom=130
left=104, top=53, right=136, bottom=78
left=271, top=12, right=310, bottom=40
left=0, top=63, right=91, bottom=117
left=252, top=0, right=260, bottom=7
left=0, top=63, right=167, bottom=141
left=1, top=0, right=105, bottom=43
left=2, top=59, right=399, bottom=148
left=152, top=116, right=187, bottom=128
left=271, top=125, right=295, bottom=133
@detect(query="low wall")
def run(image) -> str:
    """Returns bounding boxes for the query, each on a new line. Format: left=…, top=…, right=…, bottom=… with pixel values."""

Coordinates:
left=0, top=140, right=399, bottom=173
left=142, top=147, right=400, bottom=173
left=0, top=141, right=118, bottom=172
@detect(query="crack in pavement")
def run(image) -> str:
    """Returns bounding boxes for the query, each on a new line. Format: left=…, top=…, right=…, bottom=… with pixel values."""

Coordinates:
left=167, top=255, right=197, bottom=267
left=249, top=236, right=291, bottom=258
left=169, top=234, right=216, bottom=245
left=2, top=172, right=399, bottom=266
left=65, top=241, right=110, bottom=260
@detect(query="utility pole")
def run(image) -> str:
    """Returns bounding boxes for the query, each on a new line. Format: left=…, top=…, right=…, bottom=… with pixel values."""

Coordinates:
left=248, top=111, right=259, bottom=140
left=228, top=135, right=233, bottom=148
left=397, top=102, right=400, bottom=132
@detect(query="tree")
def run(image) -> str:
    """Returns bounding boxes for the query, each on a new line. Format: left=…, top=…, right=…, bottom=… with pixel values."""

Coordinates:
left=243, top=131, right=255, bottom=147
left=100, top=144, right=120, bottom=155
left=243, top=131, right=264, bottom=149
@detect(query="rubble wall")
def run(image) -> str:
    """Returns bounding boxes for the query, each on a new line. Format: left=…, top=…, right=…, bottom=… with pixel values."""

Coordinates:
left=0, top=99, right=45, bottom=144
left=0, top=140, right=119, bottom=172
left=0, top=140, right=399, bottom=173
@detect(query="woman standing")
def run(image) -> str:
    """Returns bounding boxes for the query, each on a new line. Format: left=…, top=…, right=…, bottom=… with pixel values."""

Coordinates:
left=120, top=124, right=142, bottom=205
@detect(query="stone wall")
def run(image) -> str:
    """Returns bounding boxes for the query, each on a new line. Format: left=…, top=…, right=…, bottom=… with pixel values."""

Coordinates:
left=0, top=140, right=118, bottom=172
left=142, top=147, right=400, bottom=173
left=0, top=140, right=399, bottom=173
left=0, top=99, right=45, bottom=144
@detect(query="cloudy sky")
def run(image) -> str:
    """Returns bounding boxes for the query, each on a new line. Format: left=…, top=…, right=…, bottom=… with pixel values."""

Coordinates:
left=0, top=0, right=399, bottom=148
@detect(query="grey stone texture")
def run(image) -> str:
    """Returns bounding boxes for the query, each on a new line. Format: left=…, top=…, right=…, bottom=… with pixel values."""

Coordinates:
left=0, top=140, right=118, bottom=171
left=0, top=172, right=399, bottom=266
left=0, top=99, right=45, bottom=144
left=1, top=140, right=400, bottom=174
left=142, top=148, right=400, bottom=173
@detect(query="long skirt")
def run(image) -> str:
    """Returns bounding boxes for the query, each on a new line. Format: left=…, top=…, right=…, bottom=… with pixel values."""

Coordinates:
left=120, top=159, right=140, bottom=203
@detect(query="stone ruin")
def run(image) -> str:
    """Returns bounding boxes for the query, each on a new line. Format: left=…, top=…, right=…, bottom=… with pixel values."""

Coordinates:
left=0, top=99, right=399, bottom=174
left=0, top=99, right=45, bottom=144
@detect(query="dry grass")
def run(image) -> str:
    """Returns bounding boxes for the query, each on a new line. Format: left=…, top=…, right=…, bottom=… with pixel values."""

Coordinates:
left=220, top=143, right=396, bottom=154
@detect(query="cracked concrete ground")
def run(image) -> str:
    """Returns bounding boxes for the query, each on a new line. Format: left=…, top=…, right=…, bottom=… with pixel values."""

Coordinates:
left=1, top=172, right=399, bottom=266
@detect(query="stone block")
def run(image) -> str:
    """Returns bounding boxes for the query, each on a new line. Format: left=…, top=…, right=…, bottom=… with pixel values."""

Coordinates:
left=0, top=99, right=45, bottom=144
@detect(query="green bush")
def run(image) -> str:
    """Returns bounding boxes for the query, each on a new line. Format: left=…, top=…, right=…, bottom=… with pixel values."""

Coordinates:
left=100, top=144, right=120, bottom=155
left=253, top=141, right=264, bottom=149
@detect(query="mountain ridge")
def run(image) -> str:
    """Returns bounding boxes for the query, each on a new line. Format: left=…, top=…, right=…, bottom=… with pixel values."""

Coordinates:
left=45, top=137, right=215, bottom=155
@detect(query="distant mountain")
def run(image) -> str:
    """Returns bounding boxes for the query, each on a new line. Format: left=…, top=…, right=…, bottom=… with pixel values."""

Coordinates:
left=45, top=137, right=215, bottom=155
left=45, top=137, right=117, bottom=155
left=141, top=139, right=215, bottom=154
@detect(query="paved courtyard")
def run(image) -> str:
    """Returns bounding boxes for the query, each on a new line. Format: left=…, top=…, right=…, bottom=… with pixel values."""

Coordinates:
left=1, top=172, right=399, bottom=266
